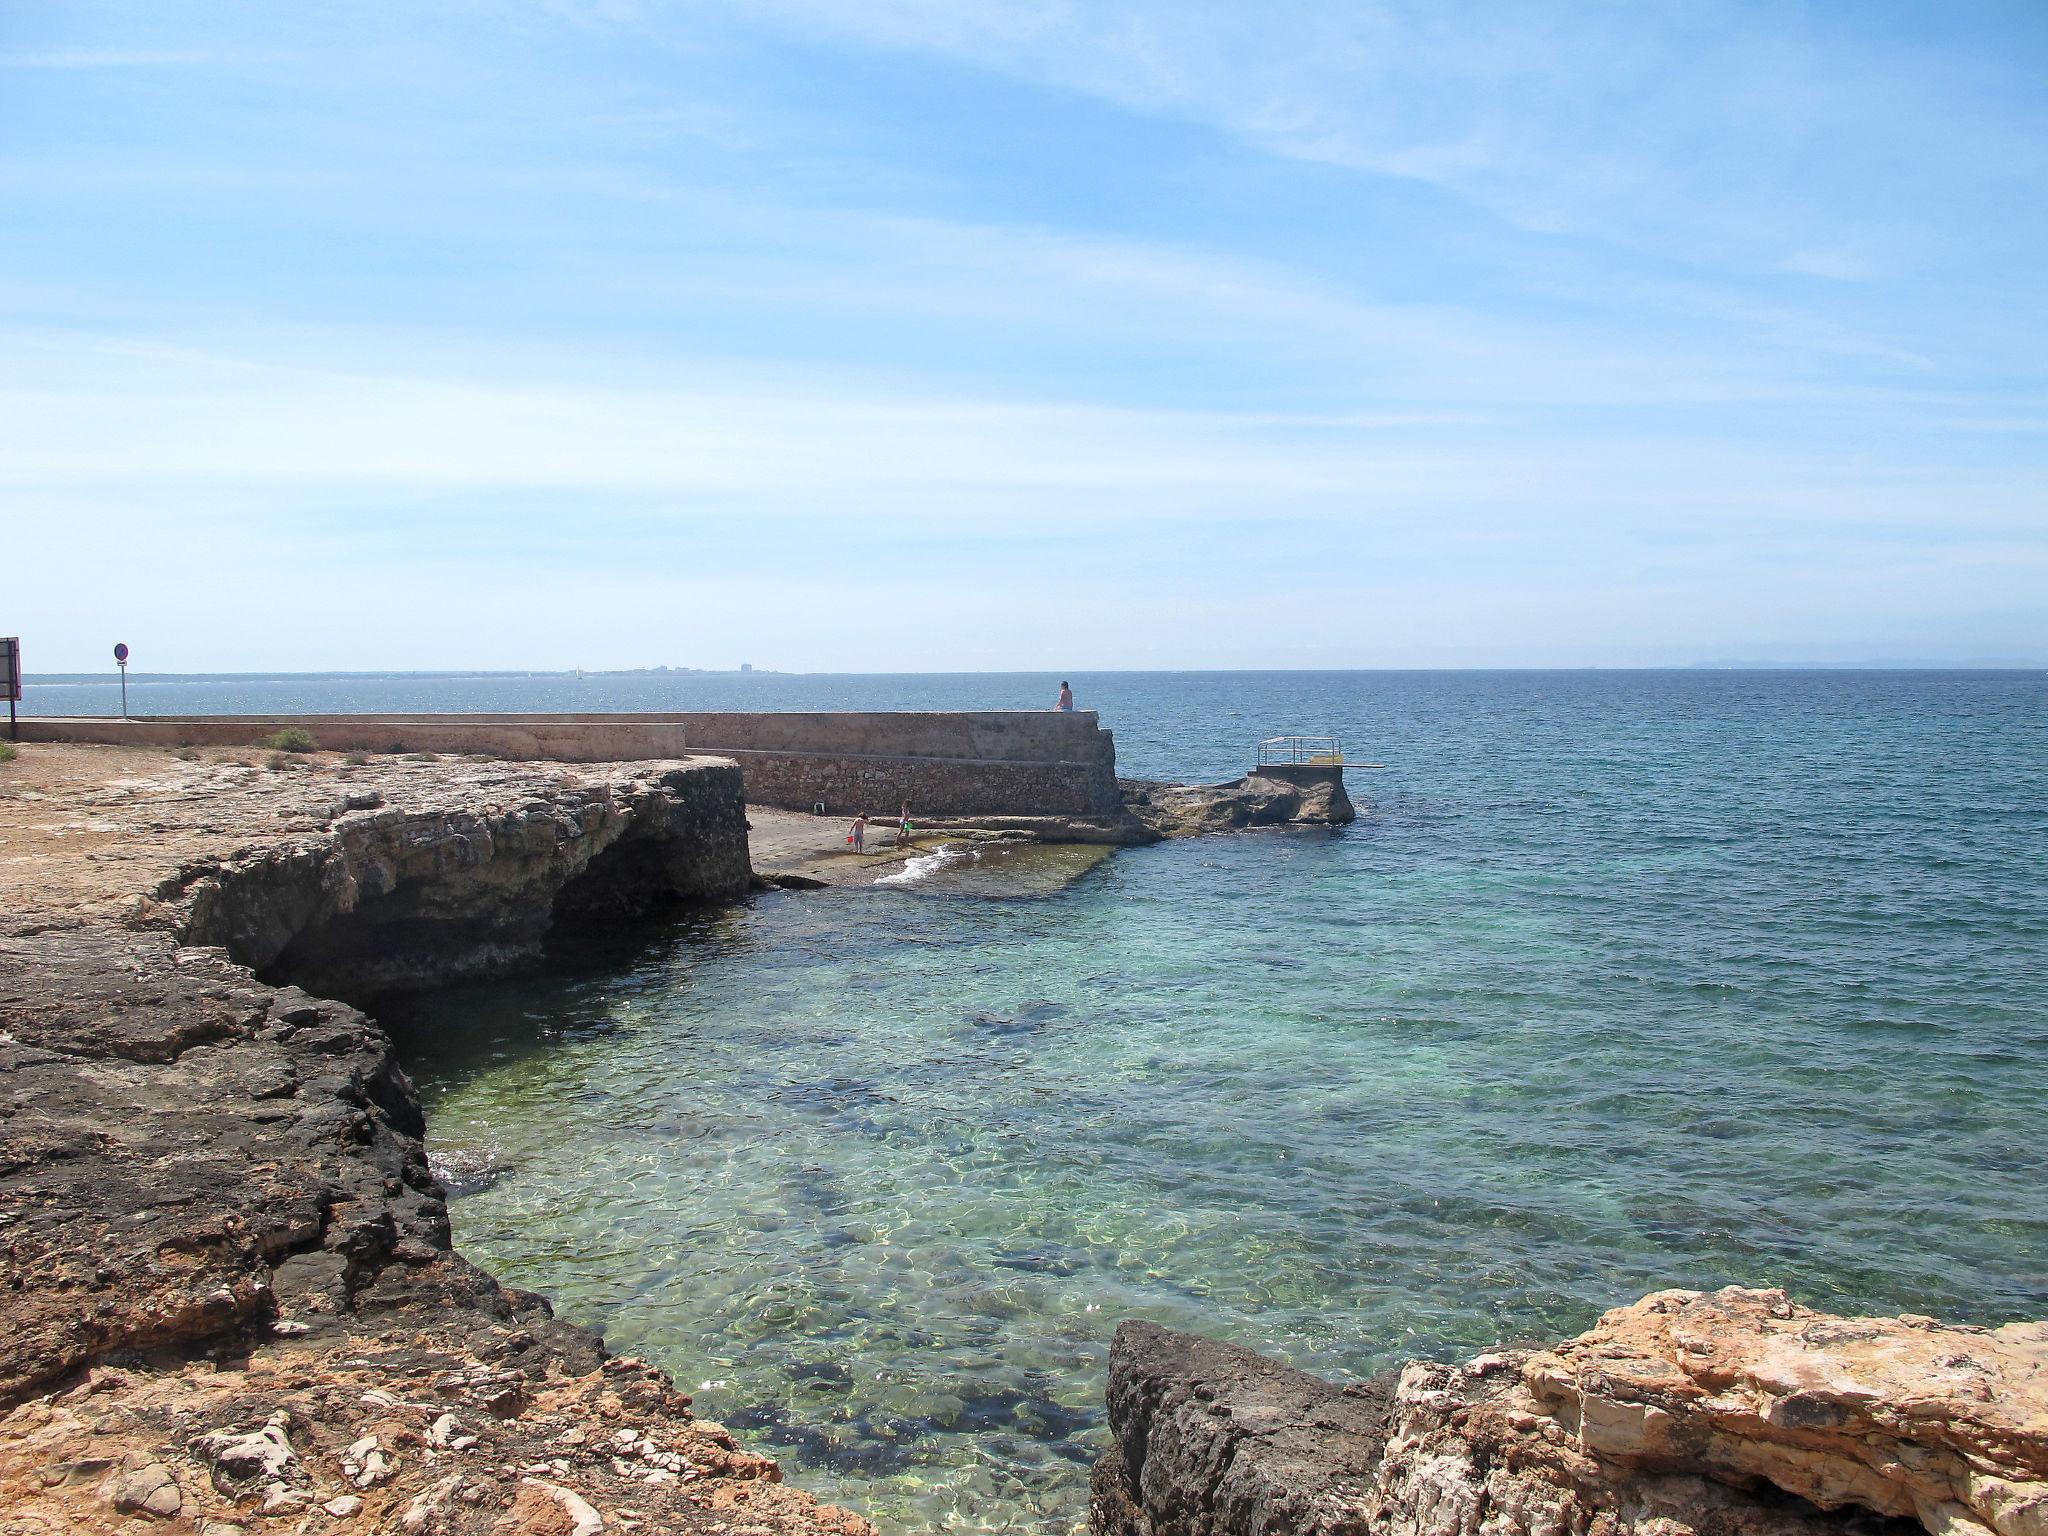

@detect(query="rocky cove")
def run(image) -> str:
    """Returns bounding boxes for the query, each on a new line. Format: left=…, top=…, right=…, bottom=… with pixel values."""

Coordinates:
left=1, top=740, right=2043, bottom=1536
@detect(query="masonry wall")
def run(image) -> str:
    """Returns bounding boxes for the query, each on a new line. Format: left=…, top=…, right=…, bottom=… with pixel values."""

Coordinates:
left=727, top=750, right=1118, bottom=817
left=15, top=711, right=1125, bottom=818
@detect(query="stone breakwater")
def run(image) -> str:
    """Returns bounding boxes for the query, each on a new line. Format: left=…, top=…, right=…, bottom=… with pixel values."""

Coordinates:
left=0, top=744, right=871, bottom=1536
left=1091, top=1286, right=2048, bottom=1536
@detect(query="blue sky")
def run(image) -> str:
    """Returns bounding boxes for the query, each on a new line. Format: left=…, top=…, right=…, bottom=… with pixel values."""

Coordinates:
left=3, top=0, right=2044, bottom=670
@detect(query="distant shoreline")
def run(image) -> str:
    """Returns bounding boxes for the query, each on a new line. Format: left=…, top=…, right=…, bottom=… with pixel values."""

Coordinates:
left=21, top=662, right=2046, bottom=685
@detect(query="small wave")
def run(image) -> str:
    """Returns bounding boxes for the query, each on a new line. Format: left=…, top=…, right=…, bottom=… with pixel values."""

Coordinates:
left=874, top=842, right=973, bottom=886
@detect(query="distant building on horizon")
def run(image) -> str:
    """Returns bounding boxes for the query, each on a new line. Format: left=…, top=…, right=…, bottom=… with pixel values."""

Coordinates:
left=741, top=663, right=753, bottom=673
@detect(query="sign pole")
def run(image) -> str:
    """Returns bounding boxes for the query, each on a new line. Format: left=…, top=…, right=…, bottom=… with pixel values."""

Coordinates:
left=1, top=638, right=17, bottom=741
left=114, top=642, right=130, bottom=720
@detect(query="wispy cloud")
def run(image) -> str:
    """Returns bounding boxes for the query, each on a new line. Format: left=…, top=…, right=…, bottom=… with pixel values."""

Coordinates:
left=679, top=0, right=2047, bottom=277
left=1, top=332, right=2039, bottom=539
left=0, top=48, right=280, bottom=69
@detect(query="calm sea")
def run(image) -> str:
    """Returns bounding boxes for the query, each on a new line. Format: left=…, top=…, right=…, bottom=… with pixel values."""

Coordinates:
left=35, top=671, right=2048, bottom=1532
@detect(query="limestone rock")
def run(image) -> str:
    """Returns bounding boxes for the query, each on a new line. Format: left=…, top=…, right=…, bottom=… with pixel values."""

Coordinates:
left=165, top=760, right=753, bottom=998
left=1523, top=1287, right=2048, bottom=1536
left=191, top=1418, right=297, bottom=1489
left=1095, top=1290, right=2048, bottom=1536
left=107, top=1460, right=182, bottom=1518
left=1365, top=1351, right=1869, bottom=1536
left=521, top=1477, right=607, bottom=1535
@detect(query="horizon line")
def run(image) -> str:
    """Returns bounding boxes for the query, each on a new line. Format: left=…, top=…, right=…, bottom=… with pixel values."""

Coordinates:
left=20, top=662, right=2047, bottom=682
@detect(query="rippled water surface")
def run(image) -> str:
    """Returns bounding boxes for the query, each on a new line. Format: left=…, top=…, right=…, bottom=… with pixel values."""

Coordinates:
left=242, top=671, right=2044, bottom=1534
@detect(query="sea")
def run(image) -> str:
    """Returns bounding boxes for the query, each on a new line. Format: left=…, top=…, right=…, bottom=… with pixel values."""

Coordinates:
left=25, top=669, right=2048, bottom=1533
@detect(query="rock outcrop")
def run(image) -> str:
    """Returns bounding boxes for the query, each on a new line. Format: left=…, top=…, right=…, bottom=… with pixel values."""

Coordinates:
left=1122, top=769, right=1354, bottom=838
left=1521, top=1288, right=2048, bottom=1536
left=163, top=759, right=751, bottom=998
left=0, top=744, right=868, bottom=1536
left=1091, top=1323, right=1395, bottom=1536
left=1094, top=1288, right=2047, bottom=1536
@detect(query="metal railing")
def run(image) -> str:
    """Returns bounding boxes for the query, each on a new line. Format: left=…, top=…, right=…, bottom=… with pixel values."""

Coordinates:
left=1256, top=735, right=1345, bottom=767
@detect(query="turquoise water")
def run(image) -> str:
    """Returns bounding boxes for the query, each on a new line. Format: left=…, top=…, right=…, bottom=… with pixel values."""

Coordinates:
left=231, top=671, right=2042, bottom=1534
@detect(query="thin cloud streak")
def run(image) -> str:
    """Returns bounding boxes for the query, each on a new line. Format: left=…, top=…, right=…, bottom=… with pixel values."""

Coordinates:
left=0, top=49, right=285, bottom=68
left=1, top=337, right=2041, bottom=540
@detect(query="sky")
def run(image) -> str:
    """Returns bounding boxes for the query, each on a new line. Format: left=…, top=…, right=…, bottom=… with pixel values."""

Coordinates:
left=3, top=0, right=2045, bottom=672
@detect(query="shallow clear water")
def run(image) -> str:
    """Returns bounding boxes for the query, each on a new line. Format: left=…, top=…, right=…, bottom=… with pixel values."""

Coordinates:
left=215, top=670, right=2044, bottom=1534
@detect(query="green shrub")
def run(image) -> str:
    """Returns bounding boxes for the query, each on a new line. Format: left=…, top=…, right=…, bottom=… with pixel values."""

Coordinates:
left=261, top=727, right=317, bottom=753
left=0, top=741, right=16, bottom=763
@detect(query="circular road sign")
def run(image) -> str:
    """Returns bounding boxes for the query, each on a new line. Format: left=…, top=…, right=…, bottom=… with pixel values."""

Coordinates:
left=114, top=643, right=129, bottom=663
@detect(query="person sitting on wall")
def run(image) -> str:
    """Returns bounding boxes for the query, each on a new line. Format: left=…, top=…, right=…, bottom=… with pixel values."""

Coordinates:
left=1055, top=680, right=1074, bottom=712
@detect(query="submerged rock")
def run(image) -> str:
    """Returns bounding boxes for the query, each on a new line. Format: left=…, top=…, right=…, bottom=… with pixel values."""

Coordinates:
left=1093, top=1287, right=2048, bottom=1536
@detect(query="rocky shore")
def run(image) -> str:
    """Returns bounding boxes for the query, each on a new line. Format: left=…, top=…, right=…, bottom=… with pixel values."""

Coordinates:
left=9, top=742, right=2036, bottom=1536
left=0, top=744, right=871, bottom=1536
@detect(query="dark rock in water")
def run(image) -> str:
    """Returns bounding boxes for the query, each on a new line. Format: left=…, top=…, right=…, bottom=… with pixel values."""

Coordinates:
left=972, top=998, right=1068, bottom=1037
left=1091, top=1321, right=1393, bottom=1536
left=1120, top=769, right=1354, bottom=838
left=756, top=870, right=829, bottom=890
left=991, top=1242, right=1085, bottom=1276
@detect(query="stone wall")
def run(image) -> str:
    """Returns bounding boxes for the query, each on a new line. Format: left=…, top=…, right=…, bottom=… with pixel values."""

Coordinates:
left=670, top=710, right=1116, bottom=765
left=727, top=749, right=1120, bottom=817
left=15, top=711, right=1125, bottom=817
